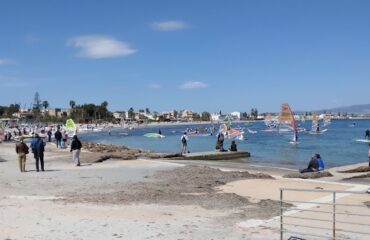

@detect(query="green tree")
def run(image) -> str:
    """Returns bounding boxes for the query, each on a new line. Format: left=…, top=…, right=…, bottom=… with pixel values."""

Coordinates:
left=201, top=111, right=211, bottom=121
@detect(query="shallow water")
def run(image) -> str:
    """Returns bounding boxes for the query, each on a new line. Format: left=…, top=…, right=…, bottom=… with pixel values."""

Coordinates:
left=80, top=119, right=370, bottom=169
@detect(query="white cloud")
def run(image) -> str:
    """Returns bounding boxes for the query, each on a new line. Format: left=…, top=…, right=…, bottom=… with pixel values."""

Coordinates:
left=67, top=35, right=137, bottom=59
left=148, top=83, right=161, bottom=89
left=0, top=58, right=15, bottom=65
left=151, top=21, right=188, bottom=31
left=179, top=81, right=207, bottom=89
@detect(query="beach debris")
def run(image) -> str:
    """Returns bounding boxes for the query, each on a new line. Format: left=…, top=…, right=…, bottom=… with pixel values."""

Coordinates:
left=343, top=173, right=370, bottom=180
left=338, top=166, right=370, bottom=173
left=62, top=165, right=283, bottom=221
left=283, top=171, right=333, bottom=179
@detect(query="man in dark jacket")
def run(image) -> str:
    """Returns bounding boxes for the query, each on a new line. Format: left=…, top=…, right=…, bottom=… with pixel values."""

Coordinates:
left=31, top=134, right=45, bottom=172
left=70, top=135, right=82, bottom=166
left=54, top=128, right=62, bottom=148
left=15, top=137, right=29, bottom=172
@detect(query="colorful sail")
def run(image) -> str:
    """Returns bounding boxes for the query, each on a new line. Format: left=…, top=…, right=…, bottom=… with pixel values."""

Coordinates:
left=311, top=113, right=319, bottom=132
left=323, top=114, right=331, bottom=127
left=66, top=119, right=76, bottom=131
left=278, top=104, right=298, bottom=142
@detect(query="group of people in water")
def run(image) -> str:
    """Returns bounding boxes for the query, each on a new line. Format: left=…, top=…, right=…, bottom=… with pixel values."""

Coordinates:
left=180, top=130, right=237, bottom=155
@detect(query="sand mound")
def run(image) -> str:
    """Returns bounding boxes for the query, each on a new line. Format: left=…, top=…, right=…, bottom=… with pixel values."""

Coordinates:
left=283, top=171, right=333, bottom=179
left=338, top=166, right=370, bottom=173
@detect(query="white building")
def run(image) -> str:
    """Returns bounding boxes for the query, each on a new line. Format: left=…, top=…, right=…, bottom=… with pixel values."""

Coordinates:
left=230, top=111, right=241, bottom=120
left=211, top=113, right=220, bottom=122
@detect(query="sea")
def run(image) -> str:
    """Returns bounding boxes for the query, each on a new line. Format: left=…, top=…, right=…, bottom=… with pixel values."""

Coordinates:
left=79, top=119, right=370, bottom=169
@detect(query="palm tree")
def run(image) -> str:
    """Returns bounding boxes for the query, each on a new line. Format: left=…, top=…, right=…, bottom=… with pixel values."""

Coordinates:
left=42, top=100, right=49, bottom=111
left=101, top=101, right=108, bottom=109
left=69, top=100, right=76, bottom=109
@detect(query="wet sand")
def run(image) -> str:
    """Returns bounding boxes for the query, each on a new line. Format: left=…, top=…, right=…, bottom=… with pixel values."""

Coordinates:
left=0, top=142, right=369, bottom=239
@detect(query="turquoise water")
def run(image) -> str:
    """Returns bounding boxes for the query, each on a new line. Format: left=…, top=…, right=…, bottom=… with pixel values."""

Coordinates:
left=80, top=119, right=370, bottom=169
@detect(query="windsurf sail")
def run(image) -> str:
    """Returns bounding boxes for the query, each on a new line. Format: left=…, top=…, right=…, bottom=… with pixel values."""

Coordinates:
left=66, top=119, right=76, bottom=131
left=323, top=114, right=331, bottom=127
left=278, top=104, right=298, bottom=142
left=218, top=123, right=243, bottom=140
left=300, top=115, right=306, bottom=123
left=226, top=118, right=232, bottom=130
left=311, top=113, right=319, bottom=132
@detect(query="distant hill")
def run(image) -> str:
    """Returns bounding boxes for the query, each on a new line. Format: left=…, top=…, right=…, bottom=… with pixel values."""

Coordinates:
left=296, top=104, right=370, bottom=114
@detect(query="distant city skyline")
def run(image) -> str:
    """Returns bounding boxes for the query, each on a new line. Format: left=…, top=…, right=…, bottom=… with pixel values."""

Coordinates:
left=1, top=0, right=370, bottom=112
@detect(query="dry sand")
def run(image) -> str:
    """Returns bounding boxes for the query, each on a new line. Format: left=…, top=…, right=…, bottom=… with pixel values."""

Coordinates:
left=1, top=141, right=369, bottom=239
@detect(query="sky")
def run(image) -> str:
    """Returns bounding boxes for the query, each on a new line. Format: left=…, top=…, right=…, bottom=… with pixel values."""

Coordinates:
left=1, top=0, right=370, bottom=113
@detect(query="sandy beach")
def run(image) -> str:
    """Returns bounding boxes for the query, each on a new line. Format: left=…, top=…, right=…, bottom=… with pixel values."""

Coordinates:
left=0, top=142, right=369, bottom=239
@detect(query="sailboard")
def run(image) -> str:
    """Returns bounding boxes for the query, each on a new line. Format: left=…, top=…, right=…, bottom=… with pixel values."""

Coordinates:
left=278, top=103, right=298, bottom=144
left=144, top=133, right=165, bottom=138
left=354, top=139, right=370, bottom=143
left=247, top=128, right=257, bottom=134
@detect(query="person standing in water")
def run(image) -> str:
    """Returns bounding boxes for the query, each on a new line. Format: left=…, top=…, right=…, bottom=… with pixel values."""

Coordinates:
left=181, top=132, right=188, bottom=154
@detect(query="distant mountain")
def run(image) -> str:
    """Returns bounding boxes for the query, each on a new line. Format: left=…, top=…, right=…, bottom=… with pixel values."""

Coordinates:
left=296, top=104, right=370, bottom=114
left=320, top=104, right=370, bottom=114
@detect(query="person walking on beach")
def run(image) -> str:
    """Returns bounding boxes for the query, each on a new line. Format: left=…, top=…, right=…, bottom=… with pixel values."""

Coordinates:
left=47, top=128, right=52, bottom=142
left=15, top=137, right=29, bottom=172
left=62, top=131, right=68, bottom=148
left=54, top=128, right=62, bottom=148
left=181, top=132, right=188, bottom=154
left=31, top=134, right=45, bottom=172
left=368, top=144, right=370, bottom=167
left=70, top=135, right=82, bottom=166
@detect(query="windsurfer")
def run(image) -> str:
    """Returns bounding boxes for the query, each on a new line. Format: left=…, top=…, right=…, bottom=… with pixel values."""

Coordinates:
left=316, top=123, right=320, bottom=133
left=365, top=129, right=370, bottom=140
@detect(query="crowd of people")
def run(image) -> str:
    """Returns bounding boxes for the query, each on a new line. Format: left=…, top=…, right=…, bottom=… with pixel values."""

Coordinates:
left=12, top=128, right=82, bottom=173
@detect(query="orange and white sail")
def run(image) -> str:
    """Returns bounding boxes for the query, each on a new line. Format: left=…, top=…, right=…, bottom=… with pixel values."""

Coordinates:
left=278, top=103, right=298, bottom=142
left=311, top=113, right=319, bottom=131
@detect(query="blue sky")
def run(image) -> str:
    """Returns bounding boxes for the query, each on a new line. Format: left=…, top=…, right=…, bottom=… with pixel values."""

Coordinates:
left=1, top=0, right=370, bottom=113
